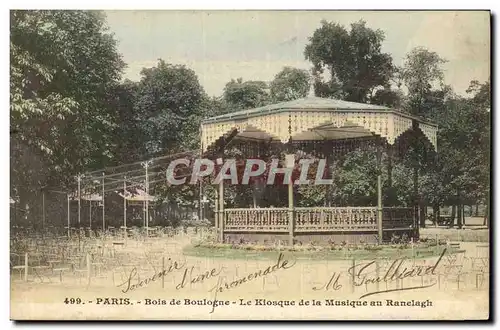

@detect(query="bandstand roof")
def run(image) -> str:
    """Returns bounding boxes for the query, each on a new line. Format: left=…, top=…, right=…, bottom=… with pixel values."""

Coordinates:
left=201, top=96, right=438, bottom=152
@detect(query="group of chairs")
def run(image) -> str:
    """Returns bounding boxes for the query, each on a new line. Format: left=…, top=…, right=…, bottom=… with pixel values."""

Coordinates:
left=299, top=241, right=490, bottom=294
left=10, top=226, right=215, bottom=286
left=10, top=227, right=488, bottom=293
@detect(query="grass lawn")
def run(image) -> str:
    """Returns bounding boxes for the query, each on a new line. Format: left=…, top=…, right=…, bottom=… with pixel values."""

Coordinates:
left=420, top=227, right=489, bottom=242
left=183, top=244, right=459, bottom=261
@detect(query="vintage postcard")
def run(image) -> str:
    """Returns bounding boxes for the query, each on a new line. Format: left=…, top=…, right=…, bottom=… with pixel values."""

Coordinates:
left=10, top=10, right=490, bottom=320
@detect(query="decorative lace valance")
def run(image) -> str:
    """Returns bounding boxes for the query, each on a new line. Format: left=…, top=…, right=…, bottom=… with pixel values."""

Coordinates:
left=201, top=99, right=438, bottom=152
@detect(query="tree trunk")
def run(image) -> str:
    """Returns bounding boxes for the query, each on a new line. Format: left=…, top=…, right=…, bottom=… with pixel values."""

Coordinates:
left=419, top=203, right=426, bottom=228
left=475, top=204, right=479, bottom=217
left=413, top=165, right=421, bottom=228
left=433, top=204, right=439, bottom=227
left=387, top=147, right=394, bottom=206
left=483, top=197, right=489, bottom=228
left=436, top=206, right=441, bottom=226
left=450, top=205, right=456, bottom=228
left=457, top=192, right=463, bottom=229
left=457, top=204, right=462, bottom=229
left=463, top=205, right=467, bottom=226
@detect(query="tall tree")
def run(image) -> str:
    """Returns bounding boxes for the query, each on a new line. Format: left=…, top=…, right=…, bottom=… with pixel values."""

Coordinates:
left=133, top=59, right=207, bottom=155
left=465, top=79, right=491, bottom=226
left=401, top=47, right=447, bottom=118
left=467, top=78, right=491, bottom=109
left=371, top=87, right=404, bottom=108
left=11, top=10, right=125, bottom=176
left=203, top=96, right=230, bottom=117
left=127, top=60, right=210, bottom=213
left=419, top=80, right=490, bottom=228
left=304, top=20, right=394, bottom=103
left=269, top=67, right=310, bottom=102
left=398, top=47, right=448, bottom=227
left=223, top=78, right=270, bottom=111
left=108, top=79, right=142, bottom=163
left=10, top=10, right=125, bottom=227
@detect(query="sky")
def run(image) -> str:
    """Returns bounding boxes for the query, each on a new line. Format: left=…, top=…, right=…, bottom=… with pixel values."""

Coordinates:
left=104, top=10, right=490, bottom=97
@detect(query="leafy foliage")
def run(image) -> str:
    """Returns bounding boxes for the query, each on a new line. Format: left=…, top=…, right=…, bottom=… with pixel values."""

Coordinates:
left=304, top=20, right=394, bottom=103
left=11, top=10, right=125, bottom=177
left=401, top=47, right=448, bottom=117
left=431, top=86, right=490, bottom=206
left=223, top=78, right=271, bottom=111
left=10, top=13, right=490, bottom=230
left=108, top=80, right=142, bottom=163
left=134, top=59, right=207, bottom=155
left=270, top=67, right=311, bottom=102
left=371, top=87, right=404, bottom=108
left=10, top=10, right=125, bottom=227
left=334, top=149, right=381, bottom=206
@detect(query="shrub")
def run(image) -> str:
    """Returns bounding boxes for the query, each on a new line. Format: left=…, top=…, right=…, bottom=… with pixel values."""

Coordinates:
left=398, top=243, right=410, bottom=250
left=364, top=245, right=383, bottom=251
left=390, top=234, right=401, bottom=244
left=401, top=233, right=410, bottom=244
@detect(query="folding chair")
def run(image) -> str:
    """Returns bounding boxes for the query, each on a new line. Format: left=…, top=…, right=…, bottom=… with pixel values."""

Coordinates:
left=10, top=253, right=28, bottom=281
left=30, top=252, right=52, bottom=283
